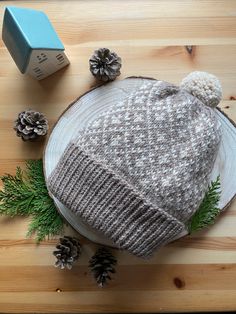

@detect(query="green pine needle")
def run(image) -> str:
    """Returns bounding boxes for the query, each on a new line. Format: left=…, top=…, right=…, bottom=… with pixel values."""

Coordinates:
left=188, top=175, right=221, bottom=233
left=0, top=160, right=64, bottom=242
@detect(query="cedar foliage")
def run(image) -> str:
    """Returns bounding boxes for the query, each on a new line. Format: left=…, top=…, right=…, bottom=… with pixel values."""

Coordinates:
left=0, top=160, right=63, bottom=242
left=189, top=175, right=221, bottom=233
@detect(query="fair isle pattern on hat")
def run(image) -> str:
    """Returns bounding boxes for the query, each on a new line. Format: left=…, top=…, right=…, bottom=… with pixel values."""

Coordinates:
left=48, top=76, right=222, bottom=258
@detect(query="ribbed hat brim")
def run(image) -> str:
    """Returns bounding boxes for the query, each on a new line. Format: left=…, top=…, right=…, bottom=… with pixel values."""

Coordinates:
left=48, top=142, right=185, bottom=257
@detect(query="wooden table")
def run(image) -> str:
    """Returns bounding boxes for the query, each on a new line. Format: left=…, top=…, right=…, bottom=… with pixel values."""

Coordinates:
left=1, top=0, right=236, bottom=312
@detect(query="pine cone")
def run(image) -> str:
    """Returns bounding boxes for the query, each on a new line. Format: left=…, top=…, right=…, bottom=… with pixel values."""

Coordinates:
left=89, top=48, right=122, bottom=82
left=89, top=247, right=117, bottom=287
left=53, top=236, right=81, bottom=270
left=14, top=110, right=48, bottom=141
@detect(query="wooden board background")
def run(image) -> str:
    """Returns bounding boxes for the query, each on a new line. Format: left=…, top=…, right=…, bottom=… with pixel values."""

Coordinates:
left=0, top=0, right=236, bottom=312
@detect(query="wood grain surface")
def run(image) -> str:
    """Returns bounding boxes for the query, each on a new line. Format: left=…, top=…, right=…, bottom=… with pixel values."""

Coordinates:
left=1, top=0, right=236, bottom=313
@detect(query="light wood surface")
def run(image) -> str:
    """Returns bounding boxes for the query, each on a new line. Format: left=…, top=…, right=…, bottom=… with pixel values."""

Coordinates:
left=1, top=0, right=236, bottom=313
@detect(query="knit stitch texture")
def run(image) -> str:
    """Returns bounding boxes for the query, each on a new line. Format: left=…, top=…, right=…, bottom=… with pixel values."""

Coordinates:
left=48, top=79, right=222, bottom=257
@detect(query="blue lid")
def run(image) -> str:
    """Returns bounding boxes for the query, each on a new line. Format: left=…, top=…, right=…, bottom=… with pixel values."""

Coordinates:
left=2, top=6, right=64, bottom=73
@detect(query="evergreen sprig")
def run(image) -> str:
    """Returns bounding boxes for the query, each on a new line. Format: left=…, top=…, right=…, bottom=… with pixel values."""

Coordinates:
left=188, top=175, right=221, bottom=233
left=0, top=160, right=64, bottom=242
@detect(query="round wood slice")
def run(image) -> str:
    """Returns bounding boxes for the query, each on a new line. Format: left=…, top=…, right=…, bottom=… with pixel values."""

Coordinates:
left=44, top=77, right=236, bottom=247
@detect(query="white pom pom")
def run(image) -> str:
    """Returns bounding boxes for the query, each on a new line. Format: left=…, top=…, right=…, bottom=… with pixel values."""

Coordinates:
left=180, top=71, right=222, bottom=108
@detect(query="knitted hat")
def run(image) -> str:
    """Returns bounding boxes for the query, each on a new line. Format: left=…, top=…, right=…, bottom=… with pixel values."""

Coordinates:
left=48, top=71, right=222, bottom=258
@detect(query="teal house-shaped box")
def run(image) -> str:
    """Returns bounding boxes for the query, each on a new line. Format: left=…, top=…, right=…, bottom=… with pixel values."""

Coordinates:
left=2, top=6, right=69, bottom=80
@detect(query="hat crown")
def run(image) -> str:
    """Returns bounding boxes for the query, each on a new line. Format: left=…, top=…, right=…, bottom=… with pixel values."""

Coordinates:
left=75, top=80, right=221, bottom=223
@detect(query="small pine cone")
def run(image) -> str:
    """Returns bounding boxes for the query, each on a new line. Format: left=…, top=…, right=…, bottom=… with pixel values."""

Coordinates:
left=14, top=110, right=48, bottom=141
left=89, top=48, right=122, bottom=82
left=53, top=236, right=81, bottom=270
left=89, top=247, right=117, bottom=287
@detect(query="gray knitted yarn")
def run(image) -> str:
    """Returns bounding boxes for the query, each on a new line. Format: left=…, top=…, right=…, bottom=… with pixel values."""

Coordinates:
left=48, top=79, right=222, bottom=258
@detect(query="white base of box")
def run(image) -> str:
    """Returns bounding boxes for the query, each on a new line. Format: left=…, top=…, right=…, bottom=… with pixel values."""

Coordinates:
left=26, top=49, right=69, bottom=80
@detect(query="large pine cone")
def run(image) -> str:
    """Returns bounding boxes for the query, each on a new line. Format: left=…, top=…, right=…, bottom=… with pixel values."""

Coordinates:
left=89, top=48, right=122, bottom=82
left=14, top=110, right=48, bottom=141
left=53, top=236, right=81, bottom=270
left=89, top=247, right=117, bottom=287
